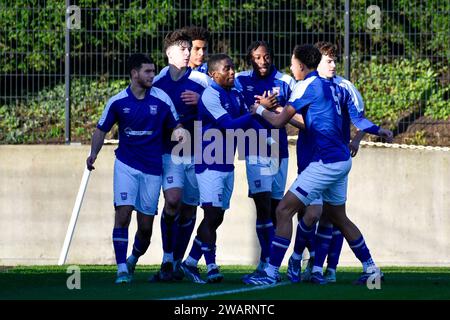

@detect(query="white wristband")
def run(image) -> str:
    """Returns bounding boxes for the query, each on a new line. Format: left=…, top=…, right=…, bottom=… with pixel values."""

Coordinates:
left=256, top=105, right=266, bottom=116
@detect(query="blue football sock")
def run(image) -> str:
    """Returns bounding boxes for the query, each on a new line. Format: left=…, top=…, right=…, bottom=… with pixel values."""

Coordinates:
left=327, top=227, right=344, bottom=270
left=256, top=219, right=275, bottom=263
left=305, top=222, right=317, bottom=256
left=173, top=217, right=196, bottom=261
left=112, top=227, right=128, bottom=265
left=186, top=236, right=203, bottom=265
left=313, top=225, right=333, bottom=270
left=269, top=235, right=291, bottom=268
left=160, top=209, right=178, bottom=255
left=293, top=218, right=316, bottom=256
left=348, top=235, right=374, bottom=272
left=201, top=243, right=216, bottom=266
left=131, top=234, right=150, bottom=259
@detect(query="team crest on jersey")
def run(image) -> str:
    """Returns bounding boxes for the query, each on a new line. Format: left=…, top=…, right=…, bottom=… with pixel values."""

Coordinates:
left=120, top=192, right=127, bottom=200
left=122, top=107, right=130, bottom=114
left=149, top=105, right=158, bottom=115
left=218, top=194, right=222, bottom=202
left=254, top=180, right=261, bottom=188
left=272, top=87, right=280, bottom=96
left=166, top=176, right=173, bottom=184
left=246, top=85, right=254, bottom=92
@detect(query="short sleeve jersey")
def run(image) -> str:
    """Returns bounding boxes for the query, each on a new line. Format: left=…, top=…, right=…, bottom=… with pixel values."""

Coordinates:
left=97, top=86, right=179, bottom=175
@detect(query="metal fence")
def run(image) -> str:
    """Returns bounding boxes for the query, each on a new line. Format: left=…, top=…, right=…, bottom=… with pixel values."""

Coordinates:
left=1, top=1, right=449, bottom=145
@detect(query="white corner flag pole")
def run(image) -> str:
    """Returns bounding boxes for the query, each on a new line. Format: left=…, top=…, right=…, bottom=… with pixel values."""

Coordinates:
left=58, top=167, right=91, bottom=265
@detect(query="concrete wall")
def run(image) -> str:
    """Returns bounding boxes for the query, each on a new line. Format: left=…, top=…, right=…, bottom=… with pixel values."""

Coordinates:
left=0, top=145, right=449, bottom=266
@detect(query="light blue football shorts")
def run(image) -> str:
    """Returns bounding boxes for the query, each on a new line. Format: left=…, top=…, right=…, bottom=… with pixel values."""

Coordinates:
left=245, top=156, right=288, bottom=200
left=196, top=169, right=234, bottom=210
left=113, top=158, right=162, bottom=215
left=289, top=157, right=352, bottom=206
left=162, top=154, right=199, bottom=206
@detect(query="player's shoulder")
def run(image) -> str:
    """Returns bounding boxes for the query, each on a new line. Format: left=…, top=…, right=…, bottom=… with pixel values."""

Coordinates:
left=200, top=84, right=224, bottom=107
left=274, top=71, right=296, bottom=88
left=334, top=75, right=356, bottom=90
left=188, top=69, right=212, bottom=88
left=150, top=86, right=175, bottom=108
left=106, top=88, right=129, bottom=107
left=153, top=66, right=169, bottom=84
left=201, top=84, right=220, bottom=99
left=290, top=75, right=318, bottom=101
left=294, top=75, right=317, bottom=92
left=235, top=70, right=252, bottom=80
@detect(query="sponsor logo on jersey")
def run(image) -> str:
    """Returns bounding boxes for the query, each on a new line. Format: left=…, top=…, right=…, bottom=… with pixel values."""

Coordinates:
left=246, top=85, right=254, bottom=92
left=123, top=107, right=130, bottom=114
left=124, top=127, right=153, bottom=136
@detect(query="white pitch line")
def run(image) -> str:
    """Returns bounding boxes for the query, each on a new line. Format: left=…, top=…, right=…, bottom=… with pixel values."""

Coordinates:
left=161, top=281, right=290, bottom=300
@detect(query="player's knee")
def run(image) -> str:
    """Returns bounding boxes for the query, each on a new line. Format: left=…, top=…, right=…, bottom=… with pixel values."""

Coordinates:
left=137, top=225, right=153, bottom=238
left=114, top=206, right=132, bottom=227
left=180, top=204, right=197, bottom=220
left=275, top=205, right=292, bottom=222
left=304, top=205, right=322, bottom=225
left=164, top=195, right=181, bottom=213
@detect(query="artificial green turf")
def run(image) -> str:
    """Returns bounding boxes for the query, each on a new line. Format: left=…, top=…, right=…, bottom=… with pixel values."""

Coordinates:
left=1, top=265, right=449, bottom=300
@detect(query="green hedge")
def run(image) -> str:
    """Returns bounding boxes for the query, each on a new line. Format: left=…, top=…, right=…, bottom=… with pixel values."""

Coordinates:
left=353, top=59, right=449, bottom=129
left=1, top=1, right=449, bottom=73
left=0, top=78, right=127, bottom=143
left=0, top=58, right=448, bottom=144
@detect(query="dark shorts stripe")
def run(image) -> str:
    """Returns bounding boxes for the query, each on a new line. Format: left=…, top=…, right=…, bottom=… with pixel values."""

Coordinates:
left=295, top=186, right=309, bottom=198
left=201, top=202, right=213, bottom=207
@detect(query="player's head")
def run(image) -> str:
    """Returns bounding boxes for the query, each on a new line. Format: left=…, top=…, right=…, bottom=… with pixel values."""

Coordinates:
left=163, top=29, right=192, bottom=69
left=246, top=40, right=274, bottom=77
left=182, top=26, right=209, bottom=68
left=290, top=44, right=321, bottom=81
left=208, top=53, right=235, bottom=89
left=126, top=53, right=155, bottom=89
left=315, top=41, right=337, bottom=79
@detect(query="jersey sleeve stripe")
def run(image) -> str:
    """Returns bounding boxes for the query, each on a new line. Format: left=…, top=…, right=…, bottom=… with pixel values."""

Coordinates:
left=150, top=86, right=179, bottom=121
left=201, top=87, right=227, bottom=119
left=275, top=72, right=296, bottom=91
left=188, top=70, right=212, bottom=88
left=288, top=76, right=316, bottom=102
left=152, top=66, right=169, bottom=85
left=98, top=89, right=128, bottom=126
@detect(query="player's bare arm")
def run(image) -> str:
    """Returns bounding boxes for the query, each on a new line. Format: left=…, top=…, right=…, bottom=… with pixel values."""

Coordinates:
left=349, top=130, right=366, bottom=157
left=274, top=106, right=305, bottom=129
left=86, top=128, right=107, bottom=171
left=250, top=103, right=296, bottom=128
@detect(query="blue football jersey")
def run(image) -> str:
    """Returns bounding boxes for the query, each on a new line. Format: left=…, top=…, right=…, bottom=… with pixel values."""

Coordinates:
left=235, top=66, right=296, bottom=159
left=194, top=62, right=209, bottom=74
left=288, top=71, right=350, bottom=170
left=195, top=81, right=253, bottom=173
left=333, top=76, right=380, bottom=141
left=97, top=86, right=179, bottom=175
left=153, top=66, right=211, bottom=154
